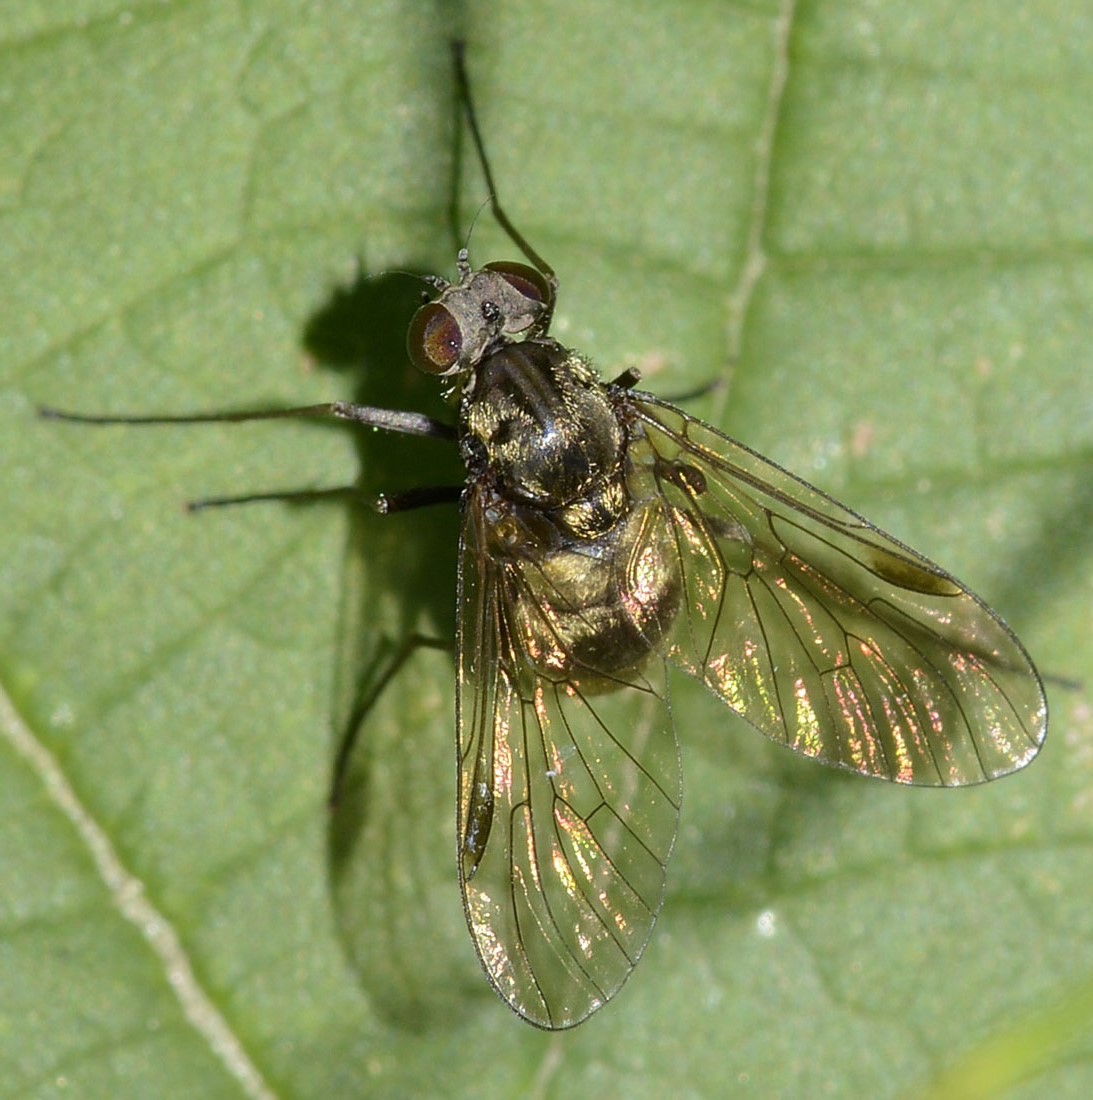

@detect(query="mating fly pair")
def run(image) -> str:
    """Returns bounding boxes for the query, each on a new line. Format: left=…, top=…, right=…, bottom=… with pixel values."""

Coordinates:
left=44, top=47, right=1047, bottom=1029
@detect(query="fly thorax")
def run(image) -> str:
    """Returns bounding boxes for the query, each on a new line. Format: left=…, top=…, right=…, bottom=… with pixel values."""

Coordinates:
left=466, top=339, right=624, bottom=510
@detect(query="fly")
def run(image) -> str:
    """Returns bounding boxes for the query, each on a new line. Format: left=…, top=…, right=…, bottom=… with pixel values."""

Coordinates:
left=41, top=43, right=1048, bottom=1030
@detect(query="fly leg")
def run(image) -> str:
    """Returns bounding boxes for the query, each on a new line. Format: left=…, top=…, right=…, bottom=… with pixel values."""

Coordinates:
left=182, top=484, right=462, bottom=514
left=39, top=400, right=456, bottom=440
left=40, top=401, right=461, bottom=511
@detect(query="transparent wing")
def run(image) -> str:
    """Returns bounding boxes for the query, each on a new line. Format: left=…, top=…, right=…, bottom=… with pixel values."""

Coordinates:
left=455, top=489, right=682, bottom=1029
left=626, top=393, right=1047, bottom=786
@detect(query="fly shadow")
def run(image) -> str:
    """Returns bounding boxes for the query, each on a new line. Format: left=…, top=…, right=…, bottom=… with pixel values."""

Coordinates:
left=303, top=262, right=485, bottom=1029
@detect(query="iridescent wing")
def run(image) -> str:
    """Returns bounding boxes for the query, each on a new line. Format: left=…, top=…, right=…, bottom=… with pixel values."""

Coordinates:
left=625, top=393, right=1047, bottom=786
left=455, top=488, right=682, bottom=1029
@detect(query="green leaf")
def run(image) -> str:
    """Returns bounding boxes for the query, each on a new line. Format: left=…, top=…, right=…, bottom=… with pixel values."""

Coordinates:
left=2, top=2, right=1091, bottom=1097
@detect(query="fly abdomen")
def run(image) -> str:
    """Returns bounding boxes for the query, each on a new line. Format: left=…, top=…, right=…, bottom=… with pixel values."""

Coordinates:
left=499, top=496, right=682, bottom=687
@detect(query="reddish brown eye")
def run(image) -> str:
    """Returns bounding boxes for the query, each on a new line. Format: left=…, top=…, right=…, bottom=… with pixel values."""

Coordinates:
left=407, top=302, right=462, bottom=374
left=484, top=261, right=553, bottom=308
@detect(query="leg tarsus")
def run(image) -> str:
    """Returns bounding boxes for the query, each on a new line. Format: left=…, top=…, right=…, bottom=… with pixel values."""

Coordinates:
left=186, top=483, right=462, bottom=515
left=186, top=486, right=376, bottom=513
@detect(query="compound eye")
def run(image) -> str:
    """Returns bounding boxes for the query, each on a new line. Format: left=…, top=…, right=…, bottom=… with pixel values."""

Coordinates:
left=407, top=302, right=462, bottom=374
left=483, top=261, right=553, bottom=309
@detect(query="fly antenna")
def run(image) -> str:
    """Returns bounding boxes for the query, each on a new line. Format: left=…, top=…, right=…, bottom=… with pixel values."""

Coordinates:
left=462, top=195, right=494, bottom=256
